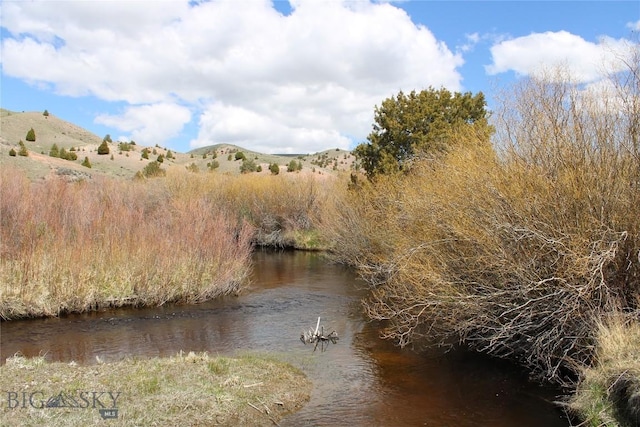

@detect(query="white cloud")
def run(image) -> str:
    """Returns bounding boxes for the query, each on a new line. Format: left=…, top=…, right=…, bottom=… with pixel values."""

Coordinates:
left=627, top=20, right=640, bottom=31
left=1, top=0, right=463, bottom=152
left=95, top=103, right=191, bottom=146
left=486, top=31, right=631, bottom=83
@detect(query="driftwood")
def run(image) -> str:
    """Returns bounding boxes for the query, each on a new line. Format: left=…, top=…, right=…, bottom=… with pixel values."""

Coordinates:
left=300, top=317, right=339, bottom=352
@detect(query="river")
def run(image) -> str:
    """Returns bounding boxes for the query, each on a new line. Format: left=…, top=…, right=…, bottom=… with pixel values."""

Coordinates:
left=0, top=250, right=570, bottom=426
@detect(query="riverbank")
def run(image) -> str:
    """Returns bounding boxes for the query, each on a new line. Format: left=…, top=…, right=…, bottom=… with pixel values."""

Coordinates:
left=0, top=352, right=312, bottom=426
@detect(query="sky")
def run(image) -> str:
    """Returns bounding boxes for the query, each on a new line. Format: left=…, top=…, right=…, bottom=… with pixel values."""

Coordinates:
left=1, top=0, right=638, bottom=154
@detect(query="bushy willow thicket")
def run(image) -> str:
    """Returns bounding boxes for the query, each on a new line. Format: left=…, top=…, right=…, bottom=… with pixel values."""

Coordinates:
left=328, top=44, right=639, bottom=387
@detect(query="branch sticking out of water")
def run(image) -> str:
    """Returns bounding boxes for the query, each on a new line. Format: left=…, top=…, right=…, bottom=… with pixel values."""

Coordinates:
left=300, top=317, right=339, bottom=352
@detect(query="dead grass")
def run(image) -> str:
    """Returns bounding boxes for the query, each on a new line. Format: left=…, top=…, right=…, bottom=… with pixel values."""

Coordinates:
left=0, top=168, right=253, bottom=319
left=0, top=352, right=311, bottom=426
left=166, top=169, right=335, bottom=249
left=570, top=319, right=640, bottom=427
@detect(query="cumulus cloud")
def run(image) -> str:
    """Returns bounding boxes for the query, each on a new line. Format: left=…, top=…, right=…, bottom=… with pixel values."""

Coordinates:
left=486, top=31, right=632, bottom=83
left=627, top=20, right=640, bottom=31
left=95, top=103, right=192, bottom=146
left=0, top=0, right=463, bottom=152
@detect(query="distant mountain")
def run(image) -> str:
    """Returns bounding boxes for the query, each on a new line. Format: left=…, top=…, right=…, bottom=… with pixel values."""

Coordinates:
left=1, top=109, right=356, bottom=181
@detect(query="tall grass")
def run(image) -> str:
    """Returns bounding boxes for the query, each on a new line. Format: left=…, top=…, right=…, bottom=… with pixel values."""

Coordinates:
left=166, top=170, right=333, bottom=249
left=327, top=54, right=639, bottom=387
left=0, top=168, right=253, bottom=319
left=570, top=319, right=640, bottom=426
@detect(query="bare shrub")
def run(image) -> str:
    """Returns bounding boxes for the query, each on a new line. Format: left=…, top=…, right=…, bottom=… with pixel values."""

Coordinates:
left=327, top=51, right=640, bottom=386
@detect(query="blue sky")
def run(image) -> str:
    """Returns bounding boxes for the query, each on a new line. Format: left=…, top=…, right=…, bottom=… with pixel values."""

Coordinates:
left=1, top=0, right=638, bottom=154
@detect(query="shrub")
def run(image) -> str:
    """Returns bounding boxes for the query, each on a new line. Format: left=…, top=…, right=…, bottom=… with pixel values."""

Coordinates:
left=186, top=163, right=199, bottom=173
left=327, top=58, right=640, bottom=387
left=18, top=141, right=28, bottom=157
left=43, top=109, right=49, bottom=117
left=227, top=154, right=233, bottom=161
left=239, top=158, right=257, bottom=174
left=157, top=154, right=164, bottom=163
left=141, top=148, right=150, bottom=159
left=235, top=151, right=246, bottom=161
left=207, top=160, right=220, bottom=171
left=269, top=163, right=280, bottom=175
left=9, top=148, right=16, bottom=156
left=287, top=160, right=302, bottom=172
left=81, top=157, right=92, bottom=168
left=25, top=128, right=36, bottom=142
left=49, top=144, right=60, bottom=158
left=97, top=140, right=110, bottom=155
left=139, top=161, right=166, bottom=178
left=166, top=150, right=174, bottom=159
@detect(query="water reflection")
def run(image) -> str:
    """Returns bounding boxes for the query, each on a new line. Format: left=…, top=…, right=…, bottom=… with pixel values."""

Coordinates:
left=1, top=250, right=569, bottom=426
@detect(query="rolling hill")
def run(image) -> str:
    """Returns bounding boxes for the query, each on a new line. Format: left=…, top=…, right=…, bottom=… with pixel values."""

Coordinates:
left=0, top=109, right=356, bottom=181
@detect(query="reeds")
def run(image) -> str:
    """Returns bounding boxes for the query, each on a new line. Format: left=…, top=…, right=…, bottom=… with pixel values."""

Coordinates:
left=0, top=168, right=253, bottom=319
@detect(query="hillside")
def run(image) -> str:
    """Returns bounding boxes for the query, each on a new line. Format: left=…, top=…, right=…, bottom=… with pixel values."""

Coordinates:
left=0, top=109, right=356, bottom=181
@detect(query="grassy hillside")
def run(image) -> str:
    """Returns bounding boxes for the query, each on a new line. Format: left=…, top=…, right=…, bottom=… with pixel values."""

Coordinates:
left=1, top=109, right=356, bottom=181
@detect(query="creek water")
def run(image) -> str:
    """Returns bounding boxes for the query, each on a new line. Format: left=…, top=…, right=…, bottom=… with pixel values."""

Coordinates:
left=1, top=250, right=570, bottom=426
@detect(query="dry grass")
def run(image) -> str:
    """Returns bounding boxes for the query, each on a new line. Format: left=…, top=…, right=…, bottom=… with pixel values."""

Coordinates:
left=0, top=352, right=311, bottom=426
left=166, top=169, right=335, bottom=249
left=0, top=168, right=253, bottom=319
left=570, top=319, right=640, bottom=427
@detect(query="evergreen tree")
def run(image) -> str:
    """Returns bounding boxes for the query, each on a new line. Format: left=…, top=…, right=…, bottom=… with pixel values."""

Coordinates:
left=354, top=88, right=491, bottom=178
left=81, top=157, right=92, bottom=168
left=97, top=139, right=110, bottom=155
left=26, top=128, right=36, bottom=142
left=49, top=143, right=60, bottom=158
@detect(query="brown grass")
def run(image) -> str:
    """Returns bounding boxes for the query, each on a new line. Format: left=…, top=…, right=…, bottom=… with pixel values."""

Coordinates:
left=0, top=352, right=311, bottom=426
left=0, top=168, right=253, bottom=319
left=570, top=319, right=640, bottom=427
left=166, top=169, right=335, bottom=249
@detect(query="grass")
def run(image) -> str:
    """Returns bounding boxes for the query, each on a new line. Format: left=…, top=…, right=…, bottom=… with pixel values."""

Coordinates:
left=570, top=320, right=640, bottom=427
left=165, top=169, right=335, bottom=249
left=0, top=167, right=254, bottom=319
left=0, top=352, right=312, bottom=426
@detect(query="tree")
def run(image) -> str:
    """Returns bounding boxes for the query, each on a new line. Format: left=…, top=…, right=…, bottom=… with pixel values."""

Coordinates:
left=17, top=140, right=28, bottom=157
left=354, top=87, right=491, bottom=178
left=269, top=163, right=280, bottom=175
left=81, top=157, right=92, bottom=168
left=137, top=161, right=166, bottom=178
left=98, top=139, right=110, bottom=155
left=141, top=148, right=150, bottom=159
left=287, top=160, right=302, bottom=172
left=239, top=158, right=257, bottom=173
left=26, top=128, right=36, bottom=142
left=9, top=148, right=16, bottom=156
left=43, top=109, right=50, bottom=117
left=235, top=151, right=246, bottom=161
left=157, top=154, right=164, bottom=163
left=49, top=143, right=60, bottom=158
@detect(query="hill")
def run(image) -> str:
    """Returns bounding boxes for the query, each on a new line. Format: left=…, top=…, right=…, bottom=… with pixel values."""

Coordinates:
left=0, top=109, right=356, bottom=181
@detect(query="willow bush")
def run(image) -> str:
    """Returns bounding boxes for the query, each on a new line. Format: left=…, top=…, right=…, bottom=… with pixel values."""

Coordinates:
left=0, top=169, right=253, bottom=319
left=328, top=51, right=640, bottom=386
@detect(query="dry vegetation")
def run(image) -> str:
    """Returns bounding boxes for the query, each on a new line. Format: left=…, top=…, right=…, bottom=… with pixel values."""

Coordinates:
left=0, top=352, right=311, bottom=426
left=570, top=320, right=640, bottom=427
left=325, top=47, right=639, bottom=399
left=165, top=169, right=336, bottom=249
left=0, top=168, right=254, bottom=319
